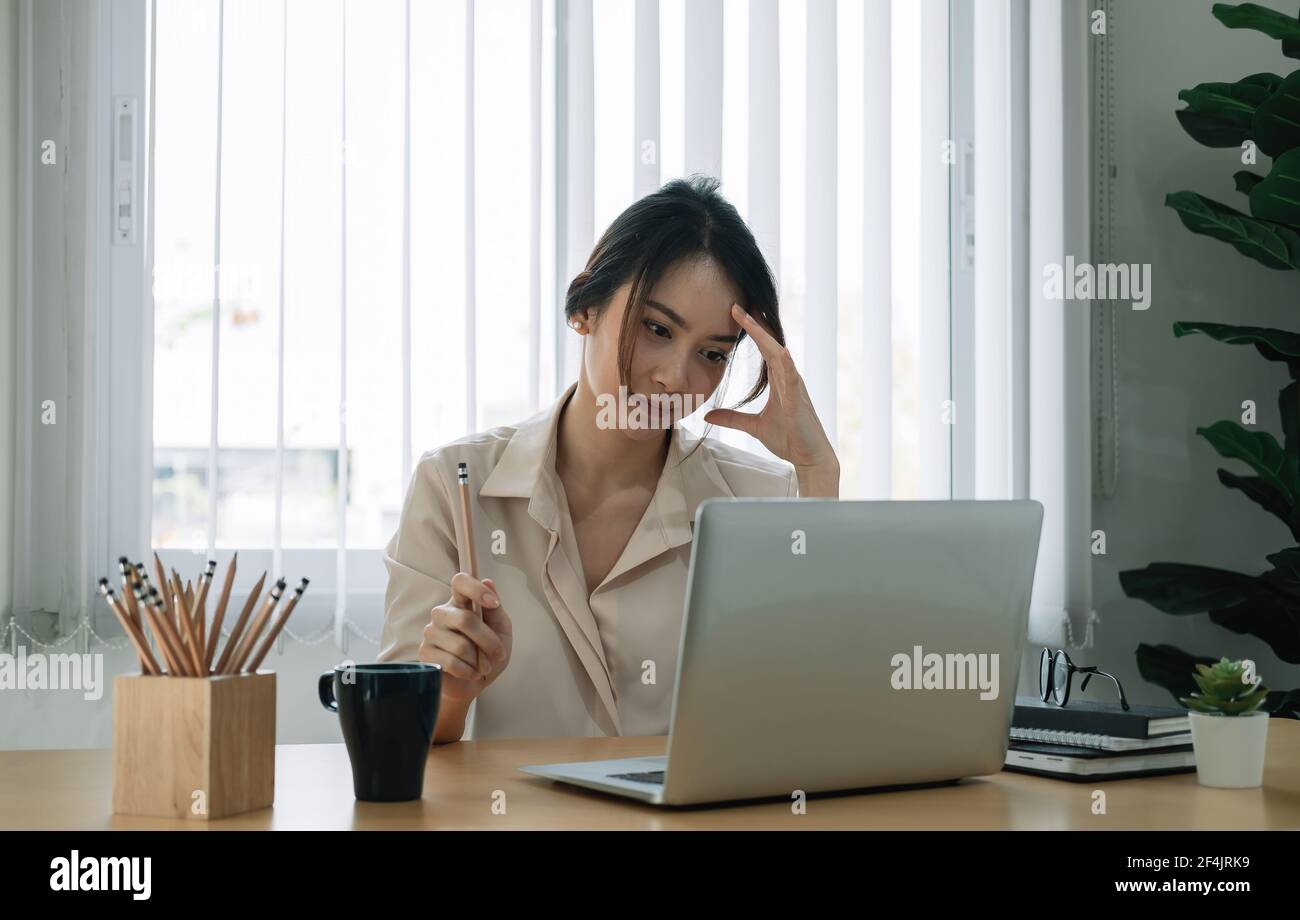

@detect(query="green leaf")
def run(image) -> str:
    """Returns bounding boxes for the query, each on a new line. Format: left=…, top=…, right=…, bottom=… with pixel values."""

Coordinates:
left=1260, top=548, right=1300, bottom=601
left=1119, top=562, right=1262, bottom=613
left=1250, top=149, right=1300, bottom=228
left=1173, top=321, right=1300, bottom=376
left=1176, top=110, right=1253, bottom=147
left=1215, top=469, right=1300, bottom=538
left=1218, top=688, right=1270, bottom=713
left=1284, top=381, right=1300, bottom=450
left=1177, top=77, right=1275, bottom=143
left=1175, top=73, right=1283, bottom=146
left=1213, top=3, right=1300, bottom=40
left=1266, top=545, right=1300, bottom=578
left=1173, top=321, right=1300, bottom=378
left=1197, top=421, right=1295, bottom=501
left=1253, top=70, right=1300, bottom=156
left=1265, top=687, right=1300, bottom=717
left=1165, top=191, right=1300, bottom=270
left=1208, top=599, right=1300, bottom=663
left=1235, top=170, right=1266, bottom=194
left=1141, top=644, right=1299, bottom=719
left=1137, top=643, right=1218, bottom=705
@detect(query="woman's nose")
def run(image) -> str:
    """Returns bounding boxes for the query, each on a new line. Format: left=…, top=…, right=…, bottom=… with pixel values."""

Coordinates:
left=651, top=357, right=690, bottom=393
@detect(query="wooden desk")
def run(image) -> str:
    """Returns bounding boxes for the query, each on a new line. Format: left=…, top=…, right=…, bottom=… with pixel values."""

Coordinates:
left=3, top=722, right=1299, bottom=829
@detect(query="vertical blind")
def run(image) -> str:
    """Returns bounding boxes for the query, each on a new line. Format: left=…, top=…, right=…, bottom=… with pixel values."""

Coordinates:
left=137, top=0, right=1103, bottom=654
left=0, top=0, right=1094, bottom=658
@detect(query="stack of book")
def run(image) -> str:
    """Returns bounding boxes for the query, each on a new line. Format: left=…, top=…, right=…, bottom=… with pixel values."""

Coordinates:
left=1003, top=695, right=1196, bottom=781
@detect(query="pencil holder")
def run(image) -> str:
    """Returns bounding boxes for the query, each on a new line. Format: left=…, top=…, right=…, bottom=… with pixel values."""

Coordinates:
left=112, top=670, right=276, bottom=820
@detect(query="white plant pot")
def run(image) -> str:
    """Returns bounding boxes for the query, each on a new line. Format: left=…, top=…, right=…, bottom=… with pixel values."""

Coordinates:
left=1188, top=710, right=1270, bottom=788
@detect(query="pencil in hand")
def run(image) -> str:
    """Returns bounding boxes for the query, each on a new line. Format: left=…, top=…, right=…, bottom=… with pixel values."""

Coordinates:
left=457, top=461, right=490, bottom=681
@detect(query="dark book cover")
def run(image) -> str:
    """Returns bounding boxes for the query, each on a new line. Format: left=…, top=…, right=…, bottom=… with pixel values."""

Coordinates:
left=1012, top=695, right=1189, bottom=739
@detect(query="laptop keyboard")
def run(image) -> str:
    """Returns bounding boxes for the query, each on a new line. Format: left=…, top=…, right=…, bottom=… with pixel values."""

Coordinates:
left=608, top=770, right=666, bottom=785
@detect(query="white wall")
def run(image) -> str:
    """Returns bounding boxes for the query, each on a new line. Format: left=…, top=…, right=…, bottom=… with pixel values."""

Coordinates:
left=1089, top=0, right=1300, bottom=708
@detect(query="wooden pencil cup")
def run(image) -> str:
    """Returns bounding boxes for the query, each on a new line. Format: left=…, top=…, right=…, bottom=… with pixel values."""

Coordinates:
left=112, top=670, right=276, bottom=820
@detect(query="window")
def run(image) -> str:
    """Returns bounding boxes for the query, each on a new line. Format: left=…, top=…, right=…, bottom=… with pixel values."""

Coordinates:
left=122, top=0, right=961, bottom=644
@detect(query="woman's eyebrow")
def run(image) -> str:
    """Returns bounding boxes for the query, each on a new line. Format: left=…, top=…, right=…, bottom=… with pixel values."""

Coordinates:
left=647, top=299, right=740, bottom=344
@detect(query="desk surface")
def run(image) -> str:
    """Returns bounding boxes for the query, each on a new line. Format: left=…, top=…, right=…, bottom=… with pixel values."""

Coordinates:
left=3, top=723, right=1299, bottom=829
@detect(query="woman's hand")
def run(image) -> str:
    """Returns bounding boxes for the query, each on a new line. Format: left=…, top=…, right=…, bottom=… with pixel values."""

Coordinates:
left=420, top=573, right=513, bottom=706
left=703, top=303, right=840, bottom=495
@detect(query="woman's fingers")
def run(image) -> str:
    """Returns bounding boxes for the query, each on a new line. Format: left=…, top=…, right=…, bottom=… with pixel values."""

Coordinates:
left=731, top=303, right=793, bottom=404
left=420, top=624, right=480, bottom=680
left=731, top=303, right=780, bottom=360
left=443, top=605, right=507, bottom=664
left=448, top=571, right=501, bottom=678
left=428, top=615, right=489, bottom=668
left=480, top=578, right=513, bottom=639
left=702, top=407, right=761, bottom=438
left=449, top=571, right=498, bottom=610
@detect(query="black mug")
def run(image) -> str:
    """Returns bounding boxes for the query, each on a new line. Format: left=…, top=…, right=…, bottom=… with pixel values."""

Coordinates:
left=318, top=662, right=443, bottom=802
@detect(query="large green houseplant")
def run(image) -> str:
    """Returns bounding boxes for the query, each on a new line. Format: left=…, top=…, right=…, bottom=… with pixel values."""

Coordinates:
left=1118, top=2, right=1300, bottom=718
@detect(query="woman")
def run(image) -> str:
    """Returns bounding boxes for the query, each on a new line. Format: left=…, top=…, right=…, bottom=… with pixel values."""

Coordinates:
left=379, top=175, right=840, bottom=743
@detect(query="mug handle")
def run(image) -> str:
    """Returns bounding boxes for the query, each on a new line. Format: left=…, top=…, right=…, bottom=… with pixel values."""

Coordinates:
left=318, top=671, right=338, bottom=712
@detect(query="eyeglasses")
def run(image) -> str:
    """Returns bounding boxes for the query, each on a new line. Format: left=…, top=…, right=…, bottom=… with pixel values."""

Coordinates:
left=1038, top=648, right=1130, bottom=712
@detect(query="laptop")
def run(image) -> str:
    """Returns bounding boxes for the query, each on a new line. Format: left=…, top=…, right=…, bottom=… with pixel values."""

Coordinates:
left=519, top=498, right=1044, bottom=806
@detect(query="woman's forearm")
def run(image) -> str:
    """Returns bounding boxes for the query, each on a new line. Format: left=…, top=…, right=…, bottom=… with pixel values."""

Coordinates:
left=797, top=462, right=840, bottom=498
left=432, top=693, right=471, bottom=744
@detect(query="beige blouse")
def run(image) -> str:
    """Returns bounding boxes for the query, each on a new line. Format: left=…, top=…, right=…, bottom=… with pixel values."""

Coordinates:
left=378, top=380, right=796, bottom=740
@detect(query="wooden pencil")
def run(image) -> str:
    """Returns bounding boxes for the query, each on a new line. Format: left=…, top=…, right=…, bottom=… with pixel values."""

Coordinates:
left=171, top=573, right=205, bottom=676
left=214, top=571, right=266, bottom=675
left=98, top=579, right=161, bottom=676
left=118, top=558, right=142, bottom=634
left=457, top=461, right=489, bottom=679
left=144, top=587, right=191, bottom=676
left=193, top=560, right=216, bottom=659
left=226, top=578, right=286, bottom=675
left=245, top=578, right=309, bottom=672
left=170, top=568, right=183, bottom=637
left=138, top=586, right=186, bottom=676
left=153, top=552, right=173, bottom=622
left=204, top=552, right=238, bottom=671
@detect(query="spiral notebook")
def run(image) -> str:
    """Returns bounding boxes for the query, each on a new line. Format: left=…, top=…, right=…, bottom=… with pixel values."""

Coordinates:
left=1004, top=740, right=1196, bottom=781
left=1004, top=696, right=1196, bottom=780
left=1009, top=726, right=1192, bottom=752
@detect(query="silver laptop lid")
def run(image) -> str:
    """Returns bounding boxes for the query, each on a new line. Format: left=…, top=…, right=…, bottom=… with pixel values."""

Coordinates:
left=660, top=498, right=1044, bottom=806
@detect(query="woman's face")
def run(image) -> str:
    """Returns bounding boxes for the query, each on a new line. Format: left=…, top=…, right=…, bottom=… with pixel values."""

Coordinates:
left=579, top=256, right=743, bottom=441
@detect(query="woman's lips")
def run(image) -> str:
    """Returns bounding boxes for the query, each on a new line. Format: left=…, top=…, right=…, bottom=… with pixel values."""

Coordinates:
left=625, top=392, right=686, bottom=424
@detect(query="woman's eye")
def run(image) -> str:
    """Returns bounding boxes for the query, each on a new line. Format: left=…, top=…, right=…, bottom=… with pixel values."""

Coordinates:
left=644, top=320, right=727, bottom=364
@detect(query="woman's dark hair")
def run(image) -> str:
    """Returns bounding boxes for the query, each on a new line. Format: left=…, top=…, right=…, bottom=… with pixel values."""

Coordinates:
left=563, top=174, right=785, bottom=461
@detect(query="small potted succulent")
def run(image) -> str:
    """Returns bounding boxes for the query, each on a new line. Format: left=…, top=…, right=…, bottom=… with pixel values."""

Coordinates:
left=1182, top=657, right=1271, bottom=788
